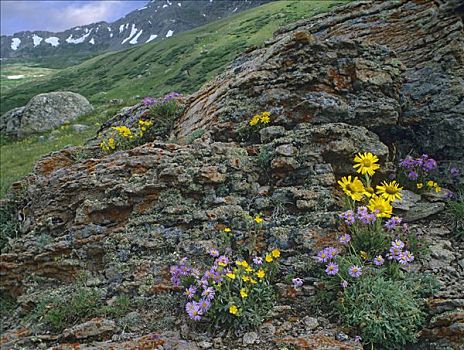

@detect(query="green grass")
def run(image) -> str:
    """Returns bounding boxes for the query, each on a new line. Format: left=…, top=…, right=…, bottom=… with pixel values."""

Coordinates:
left=0, top=1, right=346, bottom=196
left=0, top=63, right=58, bottom=94
left=0, top=1, right=344, bottom=115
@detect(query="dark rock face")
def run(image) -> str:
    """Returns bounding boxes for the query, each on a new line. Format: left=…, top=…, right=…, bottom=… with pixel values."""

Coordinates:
left=0, top=1, right=463, bottom=349
left=0, top=92, right=93, bottom=138
left=175, top=0, right=463, bottom=161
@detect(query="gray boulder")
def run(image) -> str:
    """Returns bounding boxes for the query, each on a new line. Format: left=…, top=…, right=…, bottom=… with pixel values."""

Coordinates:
left=0, top=92, right=93, bottom=138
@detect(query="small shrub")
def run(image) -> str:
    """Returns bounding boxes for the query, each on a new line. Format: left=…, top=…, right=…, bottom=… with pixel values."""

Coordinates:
left=340, top=274, right=426, bottom=349
left=186, top=129, right=205, bottom=144
left=29, top=286, right=103, bottom=332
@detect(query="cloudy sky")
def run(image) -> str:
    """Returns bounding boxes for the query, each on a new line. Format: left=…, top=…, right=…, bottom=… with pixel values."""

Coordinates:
left=1, top=1, right=147, bottom=35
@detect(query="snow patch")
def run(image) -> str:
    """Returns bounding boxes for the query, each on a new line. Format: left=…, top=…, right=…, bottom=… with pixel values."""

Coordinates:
left=89, top=37, right=95, bottom=45
left=129, top=30, right=143, bottom=44
left=11, top=38, right=21, bottom=50
left=138, top=6, right=147, bottom=10
left=32, top=34, right=43, bottom=47
left=108, top=27, right=112, bottom=32
left=7, top=75, right=25, bottom=80
left=110, top=33, right=114, bottom=38
left=146, top=34, right=158, bottom=43
left=232, top=7, right=238, bottom=12
left=166, top=30, right=174, bottom=38
left=163, top=4, right=168, bottom=8
left=122, top=24, right=138, bottom=44
left=178, top=2, right=181, bottom=6
left=66, top=29, right=92, bottom=44
left=45, top=37, right=60, bottom=47
left=119, top=24, right=125, bottom=33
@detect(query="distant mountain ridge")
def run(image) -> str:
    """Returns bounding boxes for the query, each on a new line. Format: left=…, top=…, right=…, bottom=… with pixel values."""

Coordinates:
left=0, top=0, right=270, bottom=66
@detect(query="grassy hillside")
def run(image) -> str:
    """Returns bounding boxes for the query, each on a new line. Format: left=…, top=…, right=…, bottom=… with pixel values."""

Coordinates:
left=1, top=1, right=344, bottom=114
left=0, top=0, right=346, bottom=196
left=0, top=63, right=58, bottom=94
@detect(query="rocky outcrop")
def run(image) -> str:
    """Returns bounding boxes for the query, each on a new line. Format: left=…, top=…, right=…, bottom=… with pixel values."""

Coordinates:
left=174, top=0, right=464, bottom=161
left=0, top=92, right=93, bottom=138
left=0, top=1, right=463, bottom=349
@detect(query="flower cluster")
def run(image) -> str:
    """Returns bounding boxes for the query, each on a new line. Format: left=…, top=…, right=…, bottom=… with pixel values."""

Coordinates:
left=142, top=92, right=181, bottom=106
left=337, top=152, right=403, bottom=219
left=99, top=118, right=153, bottom=152
left=249, top=111, right=271, bottom=126
left=398, top=154, right=441, bottom=192
left=386, top=239, right=415, bottom=264
left=171, top=247, right=280, bottom=327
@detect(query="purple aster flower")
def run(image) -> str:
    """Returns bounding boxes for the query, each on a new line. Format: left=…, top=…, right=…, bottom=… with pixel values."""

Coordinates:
left=357, top=206, right=368, bottom=217
left=408, top=171, right=419, bottom=180
left=423, top=158, right=437, bottom=172
left=292, top=277, right=303, bottom=288
left=388, top=247, right=402, bottom=260
left=348, top=265, right=362, bottom=278
left=216, top=255, right=229, bottom=266
left=354, top=335, right=362, bottom=343
left=398, top=253, right=409, bottom=265
left=253, top=256, right=263, bottom=265
left=202, top=287, right=215, bottom=300
left=163, top=92, right=181, bottom=103
left=325, top=262, right=339, bottom=276
left=197, top=298, right=211, bottom=313
left=184, top=285, right=197, bottom=299
left=404, top=250, right=414, bottom=263
left=450, top=167, right=460, bottom=177
left=341, top=280, right=348, bottom=288
left=373, top=255, right=385, bottom=266
left=385, top=216, right=402, bottom=231
left=142, top=97, right=157, bottom=106
left=315, top=250, right=330, bottom=263
left=392, top=239, right=405, bottom=250
left=339, top=234, right=351, bottom=245
left=209, top=248, right=219, bottom=257
left=399, top=156, right=415, bottom=169
left=186, top=302, right=202, bottom=321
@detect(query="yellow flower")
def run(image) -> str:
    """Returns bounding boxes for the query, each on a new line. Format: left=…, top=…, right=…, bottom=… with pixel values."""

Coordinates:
left=364, top=186, right=375, bottom=198
left=360, top=251, right=368, bottom=260
left=367, top=195, right=393, bottom=218
left=245, top=266, right=253, bottom=273
left=112, top=125, right=132, bottom=137
left=242, top=261, right=250, bottom=268
left=240, top=288, right=248, bottom=299
left=256, top=269, right=265, bottom=279
left=265, top=255, right=273, bottom=263
left=376, top=180, right=403, bottom=202
left=427, top=180, right=436, bottom=187
left=271, top=249, right=280, bottom=258
left=417, top=183, right=423, bottom=189
left=229, top=305, right=238, bottom=315
left=249, top=115, right=260, bottom=126
left=254, top=216, right=263, bottom=224
left=242, top=276, right=250, bottom=282
left=223, top=227, right=231, bottom=233
left=108, top=138, right=116, bottom=149
left=260, top=112, right=271, bottom=124
left=353, top=152, right=380, bottom=176
left=250, top=278, right=258, bottom=284
left=226, top=273, right=236, bottom=279
left=434, top=185, right=441, bottom=193
left=338, top=176, right=365, bottom=201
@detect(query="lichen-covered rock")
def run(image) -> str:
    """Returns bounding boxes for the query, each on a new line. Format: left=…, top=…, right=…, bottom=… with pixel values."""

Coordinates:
left=174, top=0, right=463, bottom=160
left=0, top=92, right=93, bottom=138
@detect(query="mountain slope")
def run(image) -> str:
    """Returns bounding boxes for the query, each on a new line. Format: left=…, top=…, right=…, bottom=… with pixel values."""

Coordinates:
left=0, top=0, right=269, bottom=67
left=0, top=1, right=345, bottom=115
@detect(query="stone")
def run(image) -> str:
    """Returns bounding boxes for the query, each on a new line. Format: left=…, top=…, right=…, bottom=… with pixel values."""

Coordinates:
left=260, top=126, right=286, bottom=143
left=392, top=190, right=421, bottom=211
left=71, top=124, right=89, bottom=132
left=197, top=341, right=213, bottom=349
left=0, top=92, right=93, bottom=138
left=402, top=202, right=446, bottom=222
left=302, top=316, right=319, bottom=331
left=243, top=332, right=258, bottom=345
left=61, top=318, right=117, bottom=341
